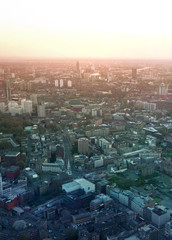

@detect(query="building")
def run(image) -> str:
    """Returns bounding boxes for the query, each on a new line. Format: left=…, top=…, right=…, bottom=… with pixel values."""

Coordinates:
left=159, top=83, right=168, bottom=97
left=6, top=166, right=20, bottom=180
left=75, top=178, right=95, bottom=194
left=62, top=178, right=95, bottom=194
left=62, top=181, right=81, bottom=193
left=55, top=79, right=59, bottom=87
left=0, top=79, right=5, bottom=97
left=152, top=207, right=170, bottom=228
left=30, top=94, right=38, bottom=105
left=5, top=152, right=21, bottom=165
left=0, top=102, right=5, bottom=112
left=71, top=105, right=84, bottom=112
left=42, top=162, right=64, bottom=173
left=24, top=167, right=39, bottom=182
left=76, top=61, right=80, bottom=72
left=72, top=212, right=91, bottom=225
left=90, top=194, right=113, bottom=211
left=21, top=100, right=32, bottom=114
left=132, top=68, right=137, bottom=79
left=78, top=138, right=89, bottom=154
left=37, top=103, right=46, bottom=118
left=90, top=155, right=104, bottom=168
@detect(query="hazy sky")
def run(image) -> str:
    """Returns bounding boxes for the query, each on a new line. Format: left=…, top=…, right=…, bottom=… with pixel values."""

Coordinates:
left=0, top=0, right=172, bottom=59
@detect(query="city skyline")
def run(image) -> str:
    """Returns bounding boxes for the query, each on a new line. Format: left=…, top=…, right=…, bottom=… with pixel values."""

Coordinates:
left=1, top=0, right=172, bottom=59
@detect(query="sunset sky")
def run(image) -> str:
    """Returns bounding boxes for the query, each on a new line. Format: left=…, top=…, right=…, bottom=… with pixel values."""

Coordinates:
left=0, top=0, right=172, bottom=59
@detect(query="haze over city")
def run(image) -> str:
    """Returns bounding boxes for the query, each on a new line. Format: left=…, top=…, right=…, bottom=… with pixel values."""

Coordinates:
left=1, top=0, right=172, bottom=59
left=1, top=1, right=172, bottom=240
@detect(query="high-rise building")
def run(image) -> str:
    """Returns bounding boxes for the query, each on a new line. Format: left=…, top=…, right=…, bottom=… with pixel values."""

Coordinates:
left=55, top=79, right=59, bottom=87
left=76, top=61, right=80, bottom=72
left=159, top=83, right=168, bottom=97
left=37, top=103, right=46, bottom=118
left=132, top=68, right=137, bottom=79
left=78, top=138, right=89, bottom=154
left=0, top=79, right=5, bottom=97
left=30, top=94, right=38, bottom=105
left=60, top=79, right=64, bottom=88
left=22, top=100, right=32, bottom=114
left=67, top=80, right=72, bottom=87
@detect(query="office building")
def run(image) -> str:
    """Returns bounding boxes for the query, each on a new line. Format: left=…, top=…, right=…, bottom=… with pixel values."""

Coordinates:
left=21, top=100, right=32, bottom=114
left=159, top=83, right=168, bottom=97
left=37, top=103, right=46, bottom=118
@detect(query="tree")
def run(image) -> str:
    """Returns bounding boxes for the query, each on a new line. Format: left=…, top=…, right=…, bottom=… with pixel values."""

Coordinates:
left=0, top=141, right=10, bottom=150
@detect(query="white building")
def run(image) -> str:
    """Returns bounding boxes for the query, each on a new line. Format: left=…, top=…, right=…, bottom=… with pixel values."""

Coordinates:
left=99, top=138, right=112, bottom=150
left=60, top=79, right=64, bottom=88
left=62, top=178, right=95, bottom=194
left=62, top=181, right=81, bottom=193
left=55, top=79, right=59, bottom=87
left=152, top=207, right=170, bottom=228
left=91, top=155, right=104, bottom=168
left=91, top=109, right=97, bottom=117
left=75, top=178, right=95, bottom=194
left=67, top=80, right=72, bottom=87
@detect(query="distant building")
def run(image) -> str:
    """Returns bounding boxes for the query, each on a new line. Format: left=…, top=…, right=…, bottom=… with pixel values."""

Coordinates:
left=0, top=79, right=5, bottom=97
left=30, top=94, right=38, bottom=105
left=21, top=99, right=32, bottom=114
left=132, top=68, right=137, bottom=79
left=37, top=103, right=46, bottom=118
left=159, top=83, right=168, bottom=97
left=55, top=79, right=59, bottom=87
left=76, top=61, right=80, bottom=72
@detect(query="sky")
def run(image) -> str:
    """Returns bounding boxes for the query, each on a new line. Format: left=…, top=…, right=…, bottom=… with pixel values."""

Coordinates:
left=0, top=0, right=172, bottom=59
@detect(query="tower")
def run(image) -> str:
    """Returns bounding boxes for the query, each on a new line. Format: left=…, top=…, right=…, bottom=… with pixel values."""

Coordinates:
left=76, top=61, right=80, bottom=72
left=66, top=160, right=72, bottom=176
left=5, top=79, right=11, bottom=101
left=159, top=83, right=168, bottom=97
